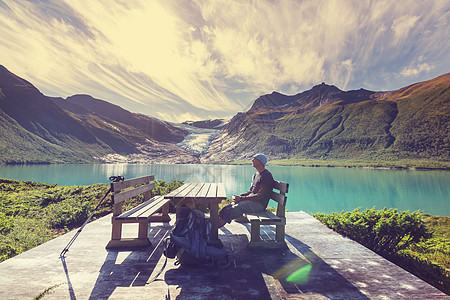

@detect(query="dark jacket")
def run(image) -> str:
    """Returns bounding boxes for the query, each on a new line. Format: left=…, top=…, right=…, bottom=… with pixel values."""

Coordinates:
left=239, top=169, right=275, bottom=208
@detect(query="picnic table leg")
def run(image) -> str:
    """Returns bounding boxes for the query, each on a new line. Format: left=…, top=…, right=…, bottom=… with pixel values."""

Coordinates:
left=208, top=202, right=223, bottom=248
left=210, top=202, right=219, bottom=240
left=138, top=221, right=148, bottom=240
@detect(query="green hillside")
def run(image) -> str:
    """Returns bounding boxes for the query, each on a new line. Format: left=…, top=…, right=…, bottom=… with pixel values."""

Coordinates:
left=0, top=109, right=107, bottom=164
left=203, top=74, right=450, bottom=169
left=0, top=178, right=183, bottom=262
left=385, top=77, right=449, bottom=160
left=0, top=65, right=193, bottom=164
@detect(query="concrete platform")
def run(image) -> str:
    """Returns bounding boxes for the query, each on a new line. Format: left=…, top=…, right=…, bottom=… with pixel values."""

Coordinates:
left=0, top=212, right=447, bottom=299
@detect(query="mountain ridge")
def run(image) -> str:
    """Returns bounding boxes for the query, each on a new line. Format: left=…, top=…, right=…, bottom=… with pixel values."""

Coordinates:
left=0, top=64, right=448, bottom=167
left=202, top=73, right=449, bottom=166
left=62, top=94, right=186, bottom=143
left=0, top=65, right=196, bottom=164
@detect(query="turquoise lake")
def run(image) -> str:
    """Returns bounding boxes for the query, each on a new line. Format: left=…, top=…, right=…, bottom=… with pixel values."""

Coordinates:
left=0, top=164, right=449, bottom=216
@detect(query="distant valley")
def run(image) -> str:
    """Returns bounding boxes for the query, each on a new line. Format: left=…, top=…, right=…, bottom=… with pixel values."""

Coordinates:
left=0, top=65, right=448, bottom=168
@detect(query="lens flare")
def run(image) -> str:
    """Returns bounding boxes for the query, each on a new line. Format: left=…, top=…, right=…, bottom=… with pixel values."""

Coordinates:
left=286, top=264, right=312, bottom=283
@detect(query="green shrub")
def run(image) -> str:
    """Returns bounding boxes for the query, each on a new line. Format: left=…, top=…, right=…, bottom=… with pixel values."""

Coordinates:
left=0, top=178, right=183, bottom=262
left=314, top=208, right=450, bottom=294
left=152, top=180, right=184, bottom=196
left=314, top=208, right=428, bottom=256
left=0, top=242, right=20, bottom=262
left=0, top=213, right=14, bottom=234
left=392, top=250, right=450, bottom=295
left=47, top=199, right=91, bottom=229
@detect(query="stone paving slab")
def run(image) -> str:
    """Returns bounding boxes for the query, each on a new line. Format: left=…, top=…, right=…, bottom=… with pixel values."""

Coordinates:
left=0, top=212, right=447, bottom=299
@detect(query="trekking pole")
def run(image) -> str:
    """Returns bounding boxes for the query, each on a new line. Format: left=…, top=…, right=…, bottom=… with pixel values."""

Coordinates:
left=59, top=175, right=124, bottom=258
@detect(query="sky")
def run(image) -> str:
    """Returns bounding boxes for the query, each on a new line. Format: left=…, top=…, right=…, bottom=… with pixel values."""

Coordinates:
left=0, top=0, right=448, bottom=123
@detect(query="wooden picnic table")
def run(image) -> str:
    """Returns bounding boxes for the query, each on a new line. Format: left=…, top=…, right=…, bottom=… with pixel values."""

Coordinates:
left=164, top=182, right=227, bottom=247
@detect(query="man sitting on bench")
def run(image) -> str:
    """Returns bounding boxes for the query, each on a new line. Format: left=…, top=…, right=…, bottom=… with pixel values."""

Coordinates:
left=218, top=153, right=275, bottom=227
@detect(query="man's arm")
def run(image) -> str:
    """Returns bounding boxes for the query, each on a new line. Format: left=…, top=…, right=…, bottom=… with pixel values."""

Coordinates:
left=235, top=185, right=271, bottom=203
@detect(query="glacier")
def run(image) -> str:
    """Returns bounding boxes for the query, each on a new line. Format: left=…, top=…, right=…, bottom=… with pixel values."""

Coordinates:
left=173, top=123, right=221, bottom=154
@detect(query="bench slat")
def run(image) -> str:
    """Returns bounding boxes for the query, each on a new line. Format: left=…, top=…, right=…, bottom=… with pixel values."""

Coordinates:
left=127, top=196, right=167, bottom=219
left=136, top=197, right=170, bottom=219
left=113, top=182, right=155, bottom=204
left=245, top=213, right=261, bottom=222
left=270, top=191, right=287, bottom=206
left=116, top=195, right=166, bottom=219
left=116, top=196, right=158, bottom=219
left=273, top=180, right=289, bottom=193
left=245, top=210, right=281, bottom=222
left=111, top=175, right=155, bottom=192
left=250, top=219, right=286, bottom=226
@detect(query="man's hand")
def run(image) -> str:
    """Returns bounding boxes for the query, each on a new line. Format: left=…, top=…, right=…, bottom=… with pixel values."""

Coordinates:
left=232, top=195, right=241, bottom=203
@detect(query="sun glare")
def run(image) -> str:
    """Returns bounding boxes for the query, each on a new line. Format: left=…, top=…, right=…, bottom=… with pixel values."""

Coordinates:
left=112, top=2, right=180, bottom=77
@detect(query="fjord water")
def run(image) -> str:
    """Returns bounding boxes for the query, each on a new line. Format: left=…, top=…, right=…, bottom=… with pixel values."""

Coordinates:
left=0, top=164, right=448, bottom=216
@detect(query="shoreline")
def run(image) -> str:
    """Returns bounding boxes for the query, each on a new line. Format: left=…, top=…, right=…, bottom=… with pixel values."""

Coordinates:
left=1, top=159, right=449, bottom=171
left=224, top=159, right=450, bottom=171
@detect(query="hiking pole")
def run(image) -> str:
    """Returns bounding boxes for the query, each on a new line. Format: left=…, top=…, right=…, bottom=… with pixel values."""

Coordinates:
left=59, top=175, right=124, bottom=258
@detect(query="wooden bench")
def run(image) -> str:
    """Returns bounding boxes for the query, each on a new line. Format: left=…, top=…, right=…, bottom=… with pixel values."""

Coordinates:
left=106, top=175, right=171, bottom=249
left=243, top=180, right=289, bottom=248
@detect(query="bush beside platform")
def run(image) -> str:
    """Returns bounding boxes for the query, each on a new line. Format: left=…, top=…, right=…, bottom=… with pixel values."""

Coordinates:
left=314, top=208, right=450, bottom=295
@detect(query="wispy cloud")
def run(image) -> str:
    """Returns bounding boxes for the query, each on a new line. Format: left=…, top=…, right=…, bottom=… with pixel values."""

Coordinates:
left=0, top=0, right=448, bottom=122
left=400, top=56, right=434, bottom=77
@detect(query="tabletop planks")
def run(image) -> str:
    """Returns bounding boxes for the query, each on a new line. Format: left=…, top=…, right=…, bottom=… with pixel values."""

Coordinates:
left=164, top=183, right=226, bottom=200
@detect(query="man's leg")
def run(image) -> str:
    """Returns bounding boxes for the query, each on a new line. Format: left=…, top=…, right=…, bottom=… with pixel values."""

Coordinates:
left=218, top=217, right=227, bottom=228
left=219, top=201, right=264, bottom=227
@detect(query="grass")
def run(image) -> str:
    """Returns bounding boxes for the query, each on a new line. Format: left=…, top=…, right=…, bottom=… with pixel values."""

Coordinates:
left=0, top=179, right=110, bottom=262
left=225, top=157, right=450, bottom=170
left=33, top=284, right=64, bottom=300
left=400, top=215, right=450, bottom=277
left=418, top=215, right=450, bottom=269
left=391, top=215, right=450, bottom=295
left=0, top=178, right=182, bottom=262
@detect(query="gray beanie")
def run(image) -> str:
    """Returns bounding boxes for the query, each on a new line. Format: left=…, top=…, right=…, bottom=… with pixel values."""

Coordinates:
left=253, top=153, right=268, bottom=166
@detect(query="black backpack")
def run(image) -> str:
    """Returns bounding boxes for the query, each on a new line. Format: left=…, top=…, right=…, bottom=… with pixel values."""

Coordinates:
left=163, top=206, right=230, bottom=268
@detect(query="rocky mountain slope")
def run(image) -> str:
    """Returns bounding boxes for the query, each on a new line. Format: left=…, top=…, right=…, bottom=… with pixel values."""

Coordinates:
left=202, top=74, right=449, bottom=164
left=0, top=65, right=197, bottom=164
left=1, top=64, right=448, bottom=166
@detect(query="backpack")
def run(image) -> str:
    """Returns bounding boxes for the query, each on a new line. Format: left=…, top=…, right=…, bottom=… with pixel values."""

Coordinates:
left=163, top=206, right=230, bottom=268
